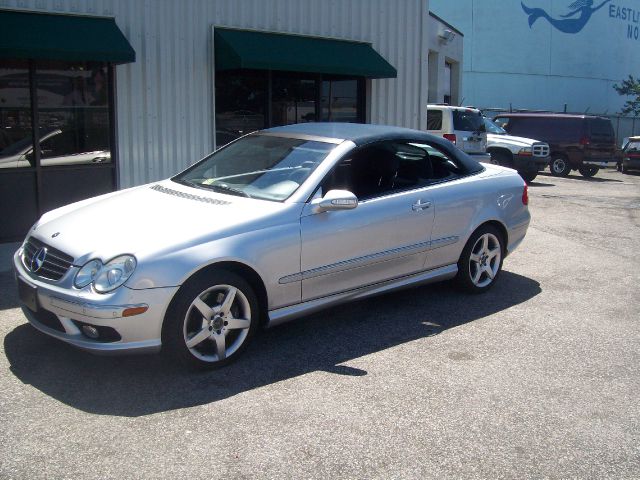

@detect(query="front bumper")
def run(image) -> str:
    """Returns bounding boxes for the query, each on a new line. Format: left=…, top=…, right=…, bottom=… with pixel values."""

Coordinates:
left=14, top=248, right=178, bottom=355
left=514, top=154, right=549, bottom=172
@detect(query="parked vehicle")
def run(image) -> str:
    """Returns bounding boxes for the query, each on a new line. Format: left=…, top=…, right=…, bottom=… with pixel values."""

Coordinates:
left=620, top=136, right=640, bottom=174
left=14, top=123, right=530, bottom=369
left=0, top=128, right=110, bottom=168
left=492, top=114, right=616, bottom=178
left=427, top=105, right=492, bottom=163
left=483, top=117, right=549, bottom=183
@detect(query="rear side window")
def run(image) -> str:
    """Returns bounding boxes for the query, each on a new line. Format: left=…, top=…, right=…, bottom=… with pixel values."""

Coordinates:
left=452, top=110, right=483, bottom=132
left=626, top=141, right=640, bottom=152
left=427, top=110, right=443, bottom=130
left=506, top=118, right=583, bottom=142
left=589, top=118, right=614, bottom=142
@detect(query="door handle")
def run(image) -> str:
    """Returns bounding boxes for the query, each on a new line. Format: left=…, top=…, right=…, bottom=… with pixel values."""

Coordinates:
left=412, top=199, right=432, bottom=211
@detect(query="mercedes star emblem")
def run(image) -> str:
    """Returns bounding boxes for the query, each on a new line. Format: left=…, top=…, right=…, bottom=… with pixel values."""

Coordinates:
left=30, top=247, right=48, bottom=272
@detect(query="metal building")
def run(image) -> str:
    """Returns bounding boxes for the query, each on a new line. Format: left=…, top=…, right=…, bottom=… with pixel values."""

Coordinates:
left=0, top=0, right=463, bottom=242
left=430, top=0, right=639, bottom=115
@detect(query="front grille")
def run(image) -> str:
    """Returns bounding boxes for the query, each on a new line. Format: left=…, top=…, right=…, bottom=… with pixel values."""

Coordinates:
left=532, top=143, right=550, bottom=158
left=22, top=237, right=74, bottom=281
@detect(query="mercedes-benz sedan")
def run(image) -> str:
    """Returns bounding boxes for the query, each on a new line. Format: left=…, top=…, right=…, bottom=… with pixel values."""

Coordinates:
left=14, top=123, right=530, bottom=369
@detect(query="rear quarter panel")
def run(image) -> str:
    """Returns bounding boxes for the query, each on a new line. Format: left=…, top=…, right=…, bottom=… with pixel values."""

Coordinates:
left=426, top=167, right=529, bottom=269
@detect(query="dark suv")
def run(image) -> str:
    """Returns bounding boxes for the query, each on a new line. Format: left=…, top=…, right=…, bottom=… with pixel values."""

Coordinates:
left=492, top=114, right=616, bottom=178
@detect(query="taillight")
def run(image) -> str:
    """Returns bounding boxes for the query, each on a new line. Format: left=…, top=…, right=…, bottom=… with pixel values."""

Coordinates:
left=443, top=133, right=457, bottom=144
left=522, top=184, right=529, bottom=205
left=579, top=136, right=590, bottom=146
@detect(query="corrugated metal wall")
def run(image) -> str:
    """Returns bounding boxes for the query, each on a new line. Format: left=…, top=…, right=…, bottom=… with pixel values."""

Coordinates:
left=1, top=0, right=429, bottom=188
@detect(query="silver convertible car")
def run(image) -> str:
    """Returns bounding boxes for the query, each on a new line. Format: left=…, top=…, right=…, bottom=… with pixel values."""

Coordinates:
left=14, top=123, right=530, bottom=369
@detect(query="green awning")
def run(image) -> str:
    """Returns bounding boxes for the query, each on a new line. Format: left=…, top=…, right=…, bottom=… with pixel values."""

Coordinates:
left=215, top=28, right=396, bottom=79
left=0, top=10, right=135, bottom=64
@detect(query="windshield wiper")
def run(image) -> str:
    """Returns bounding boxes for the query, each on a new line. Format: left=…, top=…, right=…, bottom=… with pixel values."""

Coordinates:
left=206, top=183, right=252, bottom=198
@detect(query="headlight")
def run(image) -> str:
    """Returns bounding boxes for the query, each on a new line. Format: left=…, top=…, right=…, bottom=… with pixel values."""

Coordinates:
left=93, top=255, right=137, bottom=293
left=74, top=259, right=103, bottom=288
left=75, top=255, right=137, bottom=293
left=519, top=147, right=532, bottom=156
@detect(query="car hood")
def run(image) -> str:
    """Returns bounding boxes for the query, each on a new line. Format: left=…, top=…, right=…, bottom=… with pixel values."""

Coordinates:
left=30, top=180, right=296, bottom=264
left=487, top=133, right=541, bottom=147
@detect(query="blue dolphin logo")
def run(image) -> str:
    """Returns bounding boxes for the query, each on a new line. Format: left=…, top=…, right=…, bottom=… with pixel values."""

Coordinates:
left=521, top=0, right=610, bottom=34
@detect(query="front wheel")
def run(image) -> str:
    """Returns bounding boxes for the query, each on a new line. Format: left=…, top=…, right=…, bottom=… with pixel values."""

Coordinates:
left=550, top=156, right=571, bottom=177
left=578, top=165, right=599, bottom=178
left=455, top=225, right=504, bottom=293
left=162, top=270, right=259, bottom=369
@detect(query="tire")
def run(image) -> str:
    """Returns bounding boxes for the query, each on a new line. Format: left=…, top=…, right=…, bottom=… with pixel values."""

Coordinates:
left=455, top=225, right=504, bottom=294
left=519, top=170, right=537, bottom=183
left=162, top=270, right=260, bottom=370
left=621, top=163, right=628, bottom=174
left=489, top=150, right=512, bottom=167
left=550, top=156, right=571, bottom=177
left=578, top=165, right=599, bottom=178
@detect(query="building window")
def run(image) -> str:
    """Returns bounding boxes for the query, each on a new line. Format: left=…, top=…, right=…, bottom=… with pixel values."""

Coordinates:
left=215, top=70, right=267, bottom=146
left=215, top=70, right=365, bottom=147
left=0, top=60, right=33, bottom=169
left=272, top=72, right=317, bottom=126
left=321, top=79, right=360, bottom=122
left=36, top=61, right=111, bottom=167
left=0, top=60, right=117, bottom=241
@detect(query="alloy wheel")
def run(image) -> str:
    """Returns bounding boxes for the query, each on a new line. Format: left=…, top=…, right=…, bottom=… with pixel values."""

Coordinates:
left=468, top=233, right=501, bottom=288
left=182, top=284, right=251, bottom=362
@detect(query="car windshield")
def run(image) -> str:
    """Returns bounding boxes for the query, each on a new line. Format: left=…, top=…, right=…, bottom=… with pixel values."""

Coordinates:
left=483, top=117, right=506, bottom=135
left=173, top=134, right=336, bottom=201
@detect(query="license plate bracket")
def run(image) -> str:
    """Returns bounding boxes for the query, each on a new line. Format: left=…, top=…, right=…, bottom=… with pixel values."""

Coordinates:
left=17, top=277, right=38, bottom=312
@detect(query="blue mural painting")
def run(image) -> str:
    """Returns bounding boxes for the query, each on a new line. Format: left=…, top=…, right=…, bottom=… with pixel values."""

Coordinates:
left=521, top=0, right=611, bottom=33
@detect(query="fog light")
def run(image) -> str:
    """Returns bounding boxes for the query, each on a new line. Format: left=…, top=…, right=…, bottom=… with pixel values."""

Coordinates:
left=81, top=325, right=100, bottom=339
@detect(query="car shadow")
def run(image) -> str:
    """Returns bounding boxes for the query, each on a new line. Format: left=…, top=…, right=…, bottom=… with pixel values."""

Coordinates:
left=537, top=172, right=623, bottom=183
left=527, top=180, right=554, bottom=187
left=4, top=271, right=541, bottom=417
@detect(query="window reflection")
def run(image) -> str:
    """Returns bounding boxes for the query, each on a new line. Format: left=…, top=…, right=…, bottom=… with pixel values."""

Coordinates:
left=272, top=73, right=317, bottom=126
left=36, top=61, right=111, bottom=166
left=0, top=61, right=33, bottom=169
left=321, top=79, right=358, bottom=123
left=215, top=70, right=266, bottom=147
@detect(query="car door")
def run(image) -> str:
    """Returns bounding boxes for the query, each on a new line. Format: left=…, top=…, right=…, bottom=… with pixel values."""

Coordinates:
left=299, top=141, right=436, bottom=302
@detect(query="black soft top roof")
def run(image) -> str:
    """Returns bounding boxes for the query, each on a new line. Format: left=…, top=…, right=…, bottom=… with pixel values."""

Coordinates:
left=262, top=123, right=484, bottom=174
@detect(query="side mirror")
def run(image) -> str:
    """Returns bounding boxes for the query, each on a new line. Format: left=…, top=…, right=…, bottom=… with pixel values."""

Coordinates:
left=312, top=189, right=358, bottom=213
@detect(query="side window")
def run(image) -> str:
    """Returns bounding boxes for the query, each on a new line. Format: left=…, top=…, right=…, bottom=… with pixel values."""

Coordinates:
left=319, top=141, right=463, bottom=201
left=427, top=110, right=443, bottom=130
left=494, top=117, right=509, bottom=130
left=40, top=131, right=75, bottom=158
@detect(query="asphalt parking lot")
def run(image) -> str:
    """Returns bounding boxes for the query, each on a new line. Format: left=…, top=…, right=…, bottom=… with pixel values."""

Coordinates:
left=1, top=168, right=639, bottom=479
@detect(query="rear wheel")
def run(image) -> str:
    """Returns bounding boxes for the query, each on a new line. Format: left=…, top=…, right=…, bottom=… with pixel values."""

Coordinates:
left=578, top=165, right=599, bottom=178
left=455, top=225, right=504, bottom=293
left=550, top=156, right=571, bottom=177
left=162, top=270, right=259, bottom=369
